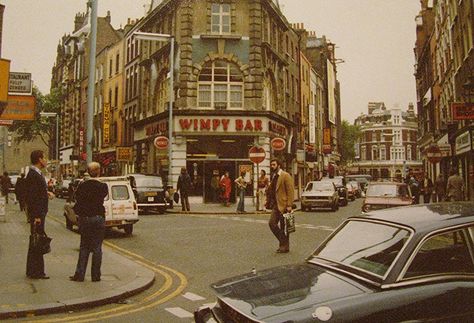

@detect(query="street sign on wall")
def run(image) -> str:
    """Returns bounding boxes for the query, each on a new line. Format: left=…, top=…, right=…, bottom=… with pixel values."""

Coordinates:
left=249, top=146, right=265, bottom=164
left=8, top=72, right=32, bottom=94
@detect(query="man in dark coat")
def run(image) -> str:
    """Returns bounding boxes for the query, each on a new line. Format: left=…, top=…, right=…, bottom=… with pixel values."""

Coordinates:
left=15, top=173, right=26, bottom=211
left=421, top=175, right=434, bottom=203
left=25, top=150, right=54, bottom=279
left=70, top=162, right=108, bottom=282
left=177, top=167, right=192, bottom=212
left=1, top=171, right=12, bottom=204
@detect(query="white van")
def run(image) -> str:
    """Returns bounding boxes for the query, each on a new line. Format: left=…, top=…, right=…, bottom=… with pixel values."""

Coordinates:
left=64, top=176, right=139, bottom=235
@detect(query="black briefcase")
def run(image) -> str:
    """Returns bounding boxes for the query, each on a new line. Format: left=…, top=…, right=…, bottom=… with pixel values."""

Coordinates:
left=29, top=230, right=52, bottom=255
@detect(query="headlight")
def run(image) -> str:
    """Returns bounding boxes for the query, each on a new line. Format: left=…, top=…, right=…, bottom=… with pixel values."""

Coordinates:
left=362, top=204, right=371, bottom=212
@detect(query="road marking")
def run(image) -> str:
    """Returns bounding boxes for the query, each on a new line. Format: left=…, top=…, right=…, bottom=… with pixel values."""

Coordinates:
left=165, top=307, right=194, bottom=318
left=182, top=292, right=205, bottom=301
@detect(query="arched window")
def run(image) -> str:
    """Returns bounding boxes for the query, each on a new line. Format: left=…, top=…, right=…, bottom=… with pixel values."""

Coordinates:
left=198, top=60, right=243, bottom=109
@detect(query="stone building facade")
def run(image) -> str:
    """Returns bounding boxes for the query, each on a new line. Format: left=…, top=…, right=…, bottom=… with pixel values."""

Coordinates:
left=353, top=102, right=422, bottom=180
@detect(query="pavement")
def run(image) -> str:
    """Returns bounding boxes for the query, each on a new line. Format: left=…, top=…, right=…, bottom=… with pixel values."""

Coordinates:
left=0, top=196, right=300, bottom=320
left=0, top=199, right=155, bottom=320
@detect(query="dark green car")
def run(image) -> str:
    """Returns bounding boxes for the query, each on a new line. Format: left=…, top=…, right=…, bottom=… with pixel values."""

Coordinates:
left=195, top=202, right=474, bottom=322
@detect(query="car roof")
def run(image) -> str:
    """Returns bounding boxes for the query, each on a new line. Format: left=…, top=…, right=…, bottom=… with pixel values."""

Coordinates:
left=97, top=176, right=130, bottom=183
left=353, top=202, right=474, bottom=234
left=127, top=173, right=162, bottom=178
left=367, top=181, right=406, bottom=186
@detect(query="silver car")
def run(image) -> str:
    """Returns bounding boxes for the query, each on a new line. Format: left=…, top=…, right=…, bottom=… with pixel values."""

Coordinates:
left=301, top=181, right=339, bottom=212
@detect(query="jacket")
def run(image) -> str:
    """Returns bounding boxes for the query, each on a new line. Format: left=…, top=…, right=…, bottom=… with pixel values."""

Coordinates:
left=24, top=167, right=49, bottom=218
left=274, top=170, right=295, bottom=213
left=73, top=179, right=108, bottom=217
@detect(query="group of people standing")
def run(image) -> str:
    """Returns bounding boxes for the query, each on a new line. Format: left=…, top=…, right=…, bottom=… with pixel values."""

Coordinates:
left=408, top=168, right=465, bottom=204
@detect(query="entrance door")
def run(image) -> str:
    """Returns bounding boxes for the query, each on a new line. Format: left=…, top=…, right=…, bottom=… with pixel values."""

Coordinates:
left=203, top=161, right=236, bottom=203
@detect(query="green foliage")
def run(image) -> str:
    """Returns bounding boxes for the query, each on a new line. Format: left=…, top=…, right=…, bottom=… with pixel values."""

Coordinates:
left=340, top=119, right=361, bottom=164
left=9, top=86, right=62, bottom=147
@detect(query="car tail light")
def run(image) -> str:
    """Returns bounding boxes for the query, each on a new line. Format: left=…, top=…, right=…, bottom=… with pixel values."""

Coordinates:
left=133, top=201, right=137, bottom=210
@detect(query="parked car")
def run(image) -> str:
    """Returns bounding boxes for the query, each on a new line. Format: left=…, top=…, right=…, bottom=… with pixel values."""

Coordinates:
left=346, top=174, right=372, bottom=192
left=362, top=181, right=413, bottom=213
left=345, top=182, right=357, bottom=201
left=128, top=173, right=168, bottom=214
left=348, top=180, right=362, bottom=198
left=64, top=176, right=139, bottom=235
left=55, top=179, right=71, bottom=198
left=321, top=176, right=348, bottom=206
left=301, top=181, right=339, bottom=212
left=195, top=202, right=474, bottom=322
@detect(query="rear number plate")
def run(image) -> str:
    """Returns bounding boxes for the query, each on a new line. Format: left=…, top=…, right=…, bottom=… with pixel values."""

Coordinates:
left=147, top=197, right=154, bottom=202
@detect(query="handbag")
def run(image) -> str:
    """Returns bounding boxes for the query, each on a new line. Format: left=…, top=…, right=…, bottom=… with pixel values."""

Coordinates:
left=29, top=226, right=52, bottom=254
left=283, top=212, right=296, bottom=235
left=173, top=191, right=180, bottom=204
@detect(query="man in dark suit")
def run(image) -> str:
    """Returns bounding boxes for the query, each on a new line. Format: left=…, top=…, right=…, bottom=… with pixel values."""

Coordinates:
left=25, top=150, right=54, bottom=279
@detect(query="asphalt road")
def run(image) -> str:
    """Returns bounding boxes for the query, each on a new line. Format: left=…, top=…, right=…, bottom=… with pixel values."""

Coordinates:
left=21, top=197, right=363, bottom=322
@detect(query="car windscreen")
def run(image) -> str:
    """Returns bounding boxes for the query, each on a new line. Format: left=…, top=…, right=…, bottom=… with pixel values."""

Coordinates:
left=134, top=176, right=163, bottom=188
left=306, top=182, right=334, bottom=191
left=366, top=184, right=398, bottom=197
left=311, top=220, right=410, bottom=277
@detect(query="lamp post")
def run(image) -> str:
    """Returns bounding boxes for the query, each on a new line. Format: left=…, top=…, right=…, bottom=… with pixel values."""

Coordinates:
left=39, top=112, right=59, bottom=175
left=133, top=31, right=175, bottom=188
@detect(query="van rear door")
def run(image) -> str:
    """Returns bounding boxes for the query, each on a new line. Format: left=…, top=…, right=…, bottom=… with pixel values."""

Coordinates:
left=110, top=183, right=138, bottom=221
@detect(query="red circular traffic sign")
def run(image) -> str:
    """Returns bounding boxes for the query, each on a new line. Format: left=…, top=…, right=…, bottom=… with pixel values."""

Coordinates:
left=154, top=136, right=169, bottom=149
left=271, top=137, right=286, bottom=151
left=249, top=146, right=265, bottom=164
left=425, top=145, right=442, bottom=163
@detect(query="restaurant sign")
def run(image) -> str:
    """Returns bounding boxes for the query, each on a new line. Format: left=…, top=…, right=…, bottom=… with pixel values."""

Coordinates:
left=452, top=103, right=474, bottom=121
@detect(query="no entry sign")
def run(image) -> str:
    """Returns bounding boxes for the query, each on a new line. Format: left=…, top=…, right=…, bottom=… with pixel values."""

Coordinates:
left=249, top=146, right=265, bottom=164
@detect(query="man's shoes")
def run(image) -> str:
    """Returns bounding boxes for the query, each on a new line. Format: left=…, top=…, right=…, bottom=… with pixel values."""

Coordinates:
left=276, top=248, right=289, bottom=253
left=92, top=278, right=101, bottom=282
left=28, top=274, right=50, bottom=279
left=69, top=275, right=84, bottom=282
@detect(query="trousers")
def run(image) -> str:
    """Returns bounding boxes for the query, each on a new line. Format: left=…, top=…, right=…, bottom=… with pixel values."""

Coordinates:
left=26, top=218, right=46, bottom=277
left=74, top=216, right=105, bottom=280
left=268, top=206, right=289, bottom=249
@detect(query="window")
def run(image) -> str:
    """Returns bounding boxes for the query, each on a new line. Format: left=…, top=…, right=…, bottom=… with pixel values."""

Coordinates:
left=211, top=3, right=231, bottom=34
left=115, top=54, right=120, bottom=74
left=380, top=146, right=386, bottom=160
left=111, top=185, right=130, bottom=200
left=404, top=229, right=474, bottom=279
left=198, top=60, right=243, bottom=109
left=109, top=59, right=113, bottom=77
left=407, top=145, right=412, bottom=160
left=156, top=72, right=169, bottom=112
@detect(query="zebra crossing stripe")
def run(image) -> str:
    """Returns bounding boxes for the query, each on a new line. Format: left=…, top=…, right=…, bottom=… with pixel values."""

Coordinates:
left=165, top=307, right=194, bottom=318
left=182, top=292, right=205, bottom=301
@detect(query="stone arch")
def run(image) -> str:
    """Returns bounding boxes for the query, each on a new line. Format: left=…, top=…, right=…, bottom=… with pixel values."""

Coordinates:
left=190, top=53, right=250, bottom=84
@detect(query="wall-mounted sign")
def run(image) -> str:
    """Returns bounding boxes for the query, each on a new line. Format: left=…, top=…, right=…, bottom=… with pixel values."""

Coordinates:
left=271, top=137, right=286, bottom=151
left=455, top=130, right=472, bottom=156
left=249, top=146, right=265, bottom=164
left=178, top=117, right=264, bottom=132
left=323, top=128, right=331, bottom=145
left=8, top=72, right=32, bottom=94
left=145, top=120, right=168, bottom=136
left=452, top=102, right=474, bottom=120
left=103, top=103, right=111, bottom=145
left=1, top=95, right=35, bottom=120
left=308, top=104, right=316, bottom=144
left=154, top=136, right=169, bottom=149
left=0, top=59, right=10, bottom=103
left=116, top=147, right=133, bottom=161
left=425, top=145, right=442, bottom=164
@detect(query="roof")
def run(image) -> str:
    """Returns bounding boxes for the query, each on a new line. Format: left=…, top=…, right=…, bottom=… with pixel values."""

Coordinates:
left=356, top=202, right=474, bottom=234
left=367, top=181, right=407, bottom=186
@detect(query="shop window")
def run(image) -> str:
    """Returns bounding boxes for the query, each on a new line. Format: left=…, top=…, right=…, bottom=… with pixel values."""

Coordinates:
left=198, top=60, right=243, bottom=109
left=211, top=3, right=231, bottom=34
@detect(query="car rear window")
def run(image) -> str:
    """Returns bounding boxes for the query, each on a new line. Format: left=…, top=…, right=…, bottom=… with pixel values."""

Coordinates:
left=111, top=185, right=130, bottom=200
left=134, top=176, right=163, bottom=188
left=312, top=220, right=410, bottom=277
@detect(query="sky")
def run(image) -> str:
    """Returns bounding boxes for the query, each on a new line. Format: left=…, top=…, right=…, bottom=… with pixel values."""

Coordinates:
left=1, top=0, right=421, bottom=123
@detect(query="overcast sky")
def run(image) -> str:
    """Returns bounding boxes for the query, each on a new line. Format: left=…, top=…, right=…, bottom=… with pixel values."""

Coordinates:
left=1, top=0, right=420, bottom=123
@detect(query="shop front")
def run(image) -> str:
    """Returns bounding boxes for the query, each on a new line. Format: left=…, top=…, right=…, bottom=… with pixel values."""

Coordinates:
left=454, top=127, right=474, bottom=200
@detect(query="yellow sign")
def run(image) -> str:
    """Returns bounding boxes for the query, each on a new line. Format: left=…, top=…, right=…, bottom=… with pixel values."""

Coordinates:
left=0, top=59, right=10, bottom=103
left=2, top=95, right=36, bottom=120
left=103, top=103, right=111, bottom=145
left=323, top=128, right=331, bottom=145
left=116, top=147, right=133, bottom=161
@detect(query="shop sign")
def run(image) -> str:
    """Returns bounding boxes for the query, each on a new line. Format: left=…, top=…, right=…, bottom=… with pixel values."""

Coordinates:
left=323, top=128, right=331, bottom=145
left=249, top=146, right=265, bottom=164
left=451, top=103, right=474, bottom=121
left=103, top=103, right=111, bottom=145
left=145, top=120, right=168, bottom=136
left=79, top=128, right=84, bottom=155
left=271, top=137, right=286, bottom=151
left=116, top=147, right=133, bottom=161
left=1, top=95, right=35, bottom=120
left=308, top=104, right=316, bottom=144
left=425, top=145, right=442, bottom=164
left=97, top=151, right=115, bottom=166
left=0, top=59, right=10, bottom=103
left=8, top=72, right=32, bottom=94
left=154, top=136, right=169, bottom=149
left=178, top=117, right=263, bottom=132
left=455, top=130, right=471, bottom=155
left=323, top=144, right=332, bottom=154
left=268, top=121, right=287, bottom=137
left=0, top=119, right=13, bottom=126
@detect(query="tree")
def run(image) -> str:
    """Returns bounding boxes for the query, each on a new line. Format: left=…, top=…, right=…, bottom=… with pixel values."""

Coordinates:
left=9, top=86, right=62, bottom=148
left=340, top=119, right=361, bottom=164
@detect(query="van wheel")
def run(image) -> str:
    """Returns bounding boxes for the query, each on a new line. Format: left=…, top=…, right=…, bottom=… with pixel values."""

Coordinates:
left=65, top=215, right=73, bottom=231
left=157, top=207, right=165, bottom=214
left=124, top=224, right=133, bottom=235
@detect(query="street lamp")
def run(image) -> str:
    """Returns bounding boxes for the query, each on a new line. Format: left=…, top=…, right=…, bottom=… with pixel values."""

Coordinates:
left=39, top=112, right=59, bottom=166
left=133, top=31, right=175, bottom=188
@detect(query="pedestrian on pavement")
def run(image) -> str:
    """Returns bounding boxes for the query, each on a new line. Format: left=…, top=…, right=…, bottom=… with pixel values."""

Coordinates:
left=257, top=169, right=269, bottom=211
left=421, top=174, right=434, bottom=203
left=220, top=171, right=232, bottom=207
left=434, top=172, right=446, bottom=202
left=446, top=168, right=464, bottom=202
left=234, top=171, right=247, bottom=213
left=70, top=162, right=108, bottom=282
left=1, top=171, right=12, bottom=204
left=177, top=167, right=192, bottom=212
left=210, top=171, right=220, bottom=203
left=266, top=158, right=294, bottom=253
left=15, top=173, right=26, bottom=211
left=409, top=176, right=420, bottom=204
left=25, top=150, right=55, bottom=279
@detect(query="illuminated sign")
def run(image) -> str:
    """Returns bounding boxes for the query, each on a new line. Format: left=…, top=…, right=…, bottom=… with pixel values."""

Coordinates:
left=103, top=103, right=111, bottom=145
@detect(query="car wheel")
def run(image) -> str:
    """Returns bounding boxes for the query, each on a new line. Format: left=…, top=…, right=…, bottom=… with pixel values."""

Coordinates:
left=65, top=214, right=73, bottom=231
left=124, top=224, right=133, bottom=235
left=157, top=207, right=165, bottom=214
left=342, top=199, right=348, bottom=206
left=301, top=205, right=306, bottom=212
left=331, top=203, right=337, bottom=212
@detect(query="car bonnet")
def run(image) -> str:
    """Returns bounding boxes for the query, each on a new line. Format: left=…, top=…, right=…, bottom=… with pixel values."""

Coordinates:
left=211, top=263, right=370, bottom=321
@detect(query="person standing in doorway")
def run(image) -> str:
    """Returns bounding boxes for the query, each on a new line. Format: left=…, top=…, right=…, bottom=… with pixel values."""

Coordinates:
left=1, top=171, right=12, bottom=204
left=15, top=173, right=27, bottom=212
left=266, top=159, right=294, bottom=253
left=177, top=167, right=192, bottom=212
left=434, top=172, right=446, bottom=202
left=25, top=150, right=54, bottom=279
left=69, top=162, right=108, bottom=282
left=257, top=169, right=269, bottom=212
left=210, top=171, right=220, bottom=203
left=234, top=171, right=247, bottom=213
left=220, top=171, right=232, bottom=207
left=446, top=168, right=464, bottom=202
left=421, top=174, right=434, bottom=203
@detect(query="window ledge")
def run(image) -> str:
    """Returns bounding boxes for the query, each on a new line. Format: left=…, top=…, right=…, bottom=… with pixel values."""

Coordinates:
left=200, top=34, right=242, bottom=40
